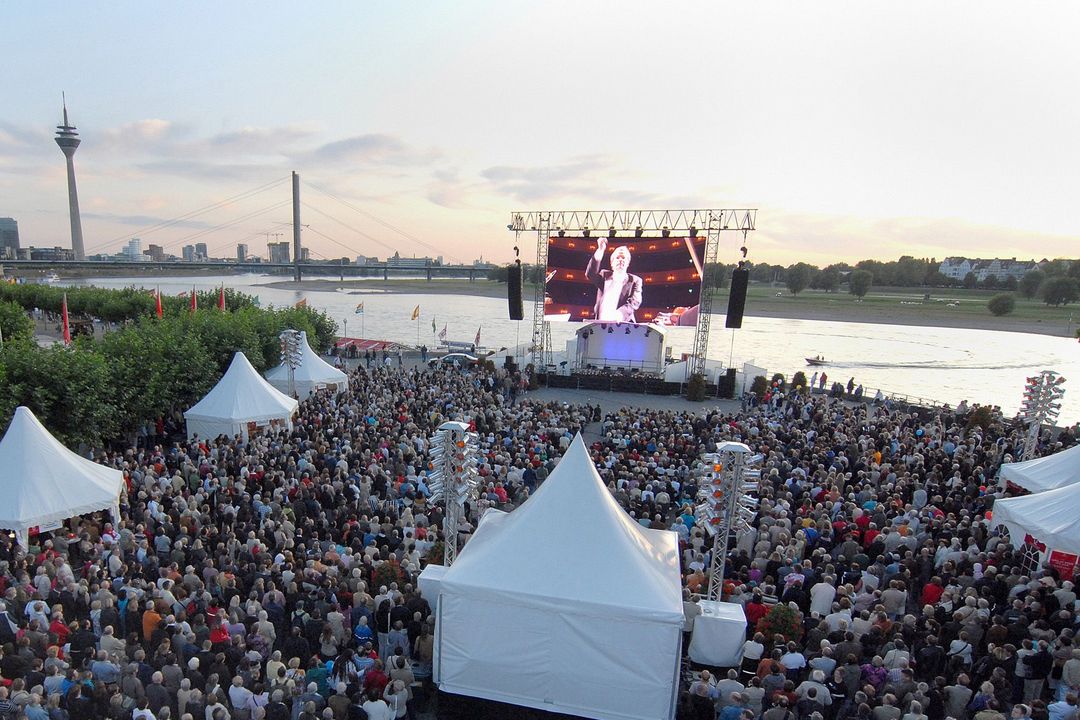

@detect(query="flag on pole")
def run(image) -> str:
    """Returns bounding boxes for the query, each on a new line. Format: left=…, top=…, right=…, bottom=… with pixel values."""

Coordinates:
left=355, top=302, right=364, bottom=315
left=431, top=316, right=436, bottom=333
left=475, top=325, right=482, bottom=346
left=438, top=324, right=447, bottom=341
left=189, top=286, right=197, bottom=313
left=61, top=293, right=71, bottom=345
left=218, top=285, right=226, bottom=311
left=154, top=287, right=163, bottom=319
left=295, top=298, right=308, bottom=309
left=411, top=305, right=420, bottom=321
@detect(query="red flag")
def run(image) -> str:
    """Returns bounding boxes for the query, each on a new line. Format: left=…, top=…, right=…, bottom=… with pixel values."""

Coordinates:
left=474, top=325, right=481, bottom=346
left=190, top=286, right=197, bottom=313
left=218, top=285, right=226, bottom=311
left=154, top=288, right=163, bottom=319
left=62, top=293, right=71, bottom=345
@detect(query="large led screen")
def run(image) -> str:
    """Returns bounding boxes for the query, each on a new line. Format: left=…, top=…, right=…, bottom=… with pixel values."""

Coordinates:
left=544, top=235, right=705, bottom=326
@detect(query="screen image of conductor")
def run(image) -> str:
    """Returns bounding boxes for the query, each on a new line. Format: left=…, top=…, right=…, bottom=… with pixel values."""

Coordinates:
left=544, top=235, right=705, bottom=325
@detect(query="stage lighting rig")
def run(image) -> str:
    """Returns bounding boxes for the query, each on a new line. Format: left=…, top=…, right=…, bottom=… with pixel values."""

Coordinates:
left=278, top=329, right=304, bottom=397
left=427, top=420, right=482, bottom=566
left=1020, top=370, right=1066, bottom=459
left=696, top=442, right=761, bottom=600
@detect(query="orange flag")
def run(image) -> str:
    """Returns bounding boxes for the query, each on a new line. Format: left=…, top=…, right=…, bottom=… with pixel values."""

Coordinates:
left=154, top=288, right=163, bottom=319
left=218, top=285, right=226, bottom=311
left=190, top=286, right=198, bottom=312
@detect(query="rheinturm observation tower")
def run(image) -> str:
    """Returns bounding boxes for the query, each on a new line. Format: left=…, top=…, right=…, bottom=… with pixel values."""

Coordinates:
left=54, top=96, right=85, bottom=260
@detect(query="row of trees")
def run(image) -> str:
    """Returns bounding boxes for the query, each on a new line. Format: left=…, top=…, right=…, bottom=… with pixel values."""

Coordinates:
left=0, top=288, right=337, bottom=447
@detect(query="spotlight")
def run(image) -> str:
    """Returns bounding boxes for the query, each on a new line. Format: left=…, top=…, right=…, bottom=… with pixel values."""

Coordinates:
left=600, top=324, right=607, bottom=330
left=558, top=229, right=565, bottom=237
left=740, top=246, right=748, bottom=258
left=582, top=228, right=591, bottom=238
left=624, top=327, right=631, bottom=335
left=634, top=226, right=644, bottom=237
left=608, top=227, right=616, bottom=238
left=662, top=227, right=670, bottom=238
left=689, top=226, right=697, bottom=238
left=607, top=327, right=614, bottom=334
left=513, top=245, right=520, bottom=256
left=506, top=224, right=513, bottom=230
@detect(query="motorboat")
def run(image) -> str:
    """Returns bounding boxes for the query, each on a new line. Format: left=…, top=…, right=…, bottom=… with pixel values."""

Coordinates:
left=805, top=356, right=827, bottom=366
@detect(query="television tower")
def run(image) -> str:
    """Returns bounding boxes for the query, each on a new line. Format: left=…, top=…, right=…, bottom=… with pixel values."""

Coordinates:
left=54, top=94, right=86, bottom=260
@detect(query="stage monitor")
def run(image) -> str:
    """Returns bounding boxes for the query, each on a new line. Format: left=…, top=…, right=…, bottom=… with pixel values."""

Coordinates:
left=544, top=235, right=705, bottom=326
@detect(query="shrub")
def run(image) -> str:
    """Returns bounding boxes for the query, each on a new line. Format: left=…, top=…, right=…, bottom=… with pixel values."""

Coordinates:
left=372, top=559, right=406, bottom=589
left=757, top=603, right=803, bottom=644
left=687, top=373, right=707, bottom=401
left=750, top=375, right=769, bottom=396
left=987, top=294, right=1015, bottom=316
left=792, top=371, right=808, bottom=390
left=771, top=373, right=786, bottom=388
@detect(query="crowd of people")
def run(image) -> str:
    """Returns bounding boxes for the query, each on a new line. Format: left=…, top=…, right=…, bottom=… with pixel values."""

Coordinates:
left=0, top=357, right=1077, bottom=720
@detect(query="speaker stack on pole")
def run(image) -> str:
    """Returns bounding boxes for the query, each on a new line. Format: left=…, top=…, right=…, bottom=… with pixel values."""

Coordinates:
left=507, top=262, right=524, bottom=320
left=725, top=267, right=749, bottom=329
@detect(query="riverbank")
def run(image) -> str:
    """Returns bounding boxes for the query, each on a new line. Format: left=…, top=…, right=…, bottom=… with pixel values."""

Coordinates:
left=259, top=277, right=1078, bottom=338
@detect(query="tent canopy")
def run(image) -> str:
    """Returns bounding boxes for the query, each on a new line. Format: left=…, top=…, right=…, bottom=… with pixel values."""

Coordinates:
left=999, top=443, right=1080, bottom=493
left=0, top=406, right=124, bottom=542
left=993, top=482, right=1080, bottom=556
left=185, top=352, right=298, bottom=439
left=265, top=331, right=347, bottom=398
left=436, top=434, right=682, bottom=720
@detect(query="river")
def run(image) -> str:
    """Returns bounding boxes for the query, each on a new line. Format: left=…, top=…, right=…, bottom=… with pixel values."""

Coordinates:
left=61, top=274, right=1080, bottom=423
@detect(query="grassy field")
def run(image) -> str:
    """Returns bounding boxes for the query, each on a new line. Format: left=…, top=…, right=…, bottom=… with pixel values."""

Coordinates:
left=729, top=283, right=1078, bottom=337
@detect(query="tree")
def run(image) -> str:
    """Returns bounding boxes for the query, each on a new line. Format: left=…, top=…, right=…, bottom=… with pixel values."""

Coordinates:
left=1019, top=270, right=1045, bottom=299
left=785, top=263, right=813, bottom=295
left=486, top=265, right=509, bottom=282
left=1003, top=276, right=1019, bottom=291
left=981, top=275, right=1000, bottom=289
left=849, top=269, right=873, bottom=299
left=987, top=294, right=1015, bottom=316
left=962, top=272, right=978, bottom=289
left=0, top=301, right=34, bottom=344
left=1040, top=276, right=1080, bottom=306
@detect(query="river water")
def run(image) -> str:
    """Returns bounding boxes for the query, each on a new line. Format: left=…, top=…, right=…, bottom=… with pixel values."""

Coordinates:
left=62, top=274, right=1080, bottom=423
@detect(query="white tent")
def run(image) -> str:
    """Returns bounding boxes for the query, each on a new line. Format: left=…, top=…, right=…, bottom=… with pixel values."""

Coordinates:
left=0, top=406, right=125, bottom=547
left=435, top=435, right=683, bottom=720
left=184, top=352, right=298, bottom=441
left=999, top=443, right=1080, bottom=493
left=993, top=482, right=1080, bottom=556
left=265, top=331, right=348, bottom=399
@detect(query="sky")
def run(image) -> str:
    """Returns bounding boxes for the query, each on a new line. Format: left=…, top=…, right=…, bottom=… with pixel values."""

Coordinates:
left=2, top=1, right=1079, bottom=267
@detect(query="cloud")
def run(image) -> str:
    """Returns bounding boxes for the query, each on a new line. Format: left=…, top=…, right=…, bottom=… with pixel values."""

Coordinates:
left=134, top=159, right=285, bottom=182
left=81, top=211, right=216, bottom=230
left=300, top=133, right=440, bottom=167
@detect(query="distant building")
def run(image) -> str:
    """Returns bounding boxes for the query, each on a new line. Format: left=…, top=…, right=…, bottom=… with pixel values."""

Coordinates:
left=355, top=255, right=378, bottom=265
left=182, top=245, right=196, bottom=262
left=236, top=243, right=248, bottom=262
left=144, top=244, right=165, bottom=262
left=28, top=246, right=75, bottom=262
left=268, top=241, right=291, bottom=264
left=939, top=257, right=1037, bottom=282
left=0, top=218, right=19, bottom=259
left=194, top=242, right=208, bottom=260
left=387, top=250, right=436, bottom=269
left=299, top=247, right=310, bottom=262
left=472, top=255, right=495, bottom=268
left=122, top=238, right=145, bottom=262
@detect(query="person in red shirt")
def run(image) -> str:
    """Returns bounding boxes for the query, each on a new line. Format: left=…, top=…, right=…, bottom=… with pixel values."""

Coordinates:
left=363, top=659, right=389, bottom=695
left=744, top=593, right=769, bottom=629
left=921, top=576, right=945, bottom=606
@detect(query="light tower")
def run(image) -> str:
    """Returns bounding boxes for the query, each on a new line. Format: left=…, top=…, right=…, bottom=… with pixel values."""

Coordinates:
left=54, top=95, right=86, bottom=260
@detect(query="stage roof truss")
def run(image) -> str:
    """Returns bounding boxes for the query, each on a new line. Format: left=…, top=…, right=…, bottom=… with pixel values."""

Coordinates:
left=510, top=209, right=756, bottom=234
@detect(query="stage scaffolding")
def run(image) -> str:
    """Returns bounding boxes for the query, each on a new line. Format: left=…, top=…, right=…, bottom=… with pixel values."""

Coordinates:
left=510, top=209, right=757, bottom=378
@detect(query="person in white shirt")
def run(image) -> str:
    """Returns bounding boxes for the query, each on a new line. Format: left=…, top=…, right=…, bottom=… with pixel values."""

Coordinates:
left=809, top=578, right=837, bottom=617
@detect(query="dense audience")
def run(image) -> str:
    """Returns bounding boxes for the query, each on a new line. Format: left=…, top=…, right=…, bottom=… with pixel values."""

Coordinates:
left=0, top=359, right=1077, bottom=720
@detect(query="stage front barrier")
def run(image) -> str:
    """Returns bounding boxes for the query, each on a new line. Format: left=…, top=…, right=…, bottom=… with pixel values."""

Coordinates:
left=688, top=600, right=746, bottom=667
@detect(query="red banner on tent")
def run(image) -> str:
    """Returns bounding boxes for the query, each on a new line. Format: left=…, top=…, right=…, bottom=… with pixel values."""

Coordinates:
left=1048, top=551, right=1079, bottom=577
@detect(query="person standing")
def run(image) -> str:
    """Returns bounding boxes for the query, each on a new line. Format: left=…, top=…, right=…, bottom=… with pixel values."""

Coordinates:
left=585, top=237, right=642, bottom=323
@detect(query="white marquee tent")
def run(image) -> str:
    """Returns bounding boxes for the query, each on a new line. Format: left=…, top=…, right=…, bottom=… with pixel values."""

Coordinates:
left=999, top=443, right=1080, bottom=493
left=0, top=406, right=125, bottom=547
left=185, top=352, right=298, bottom=441
left=265, top=331, right=348, bottom=399
left=992, top=482, right=1080, bottom=556
left=435, top=435, right=683, bottom=720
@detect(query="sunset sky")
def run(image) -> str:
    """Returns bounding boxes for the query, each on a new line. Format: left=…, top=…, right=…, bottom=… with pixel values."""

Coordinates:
left=2, top=1, right=1078, bottom=267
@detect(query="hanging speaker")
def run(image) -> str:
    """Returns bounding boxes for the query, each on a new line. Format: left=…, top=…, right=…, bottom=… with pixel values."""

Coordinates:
left=725, top=268, right=749, bottom=329
left=507, top=262, right=524, bottom=320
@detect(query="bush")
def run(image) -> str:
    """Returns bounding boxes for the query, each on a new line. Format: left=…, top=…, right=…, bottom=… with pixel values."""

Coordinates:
left=686, top=373, right=707, bottom=401
left=987, top=294, right=1016, bottom=316
left=750, top=375, right=768, bottom=396
left=771, top=373, right=786, bottom=388
left=0, top=301, right=34, bottom=344
left=757, top=603, right=803, bottom=644
left=372, top=559, right=406, bottom=589
left=792, top=371, right=808, bottom=391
